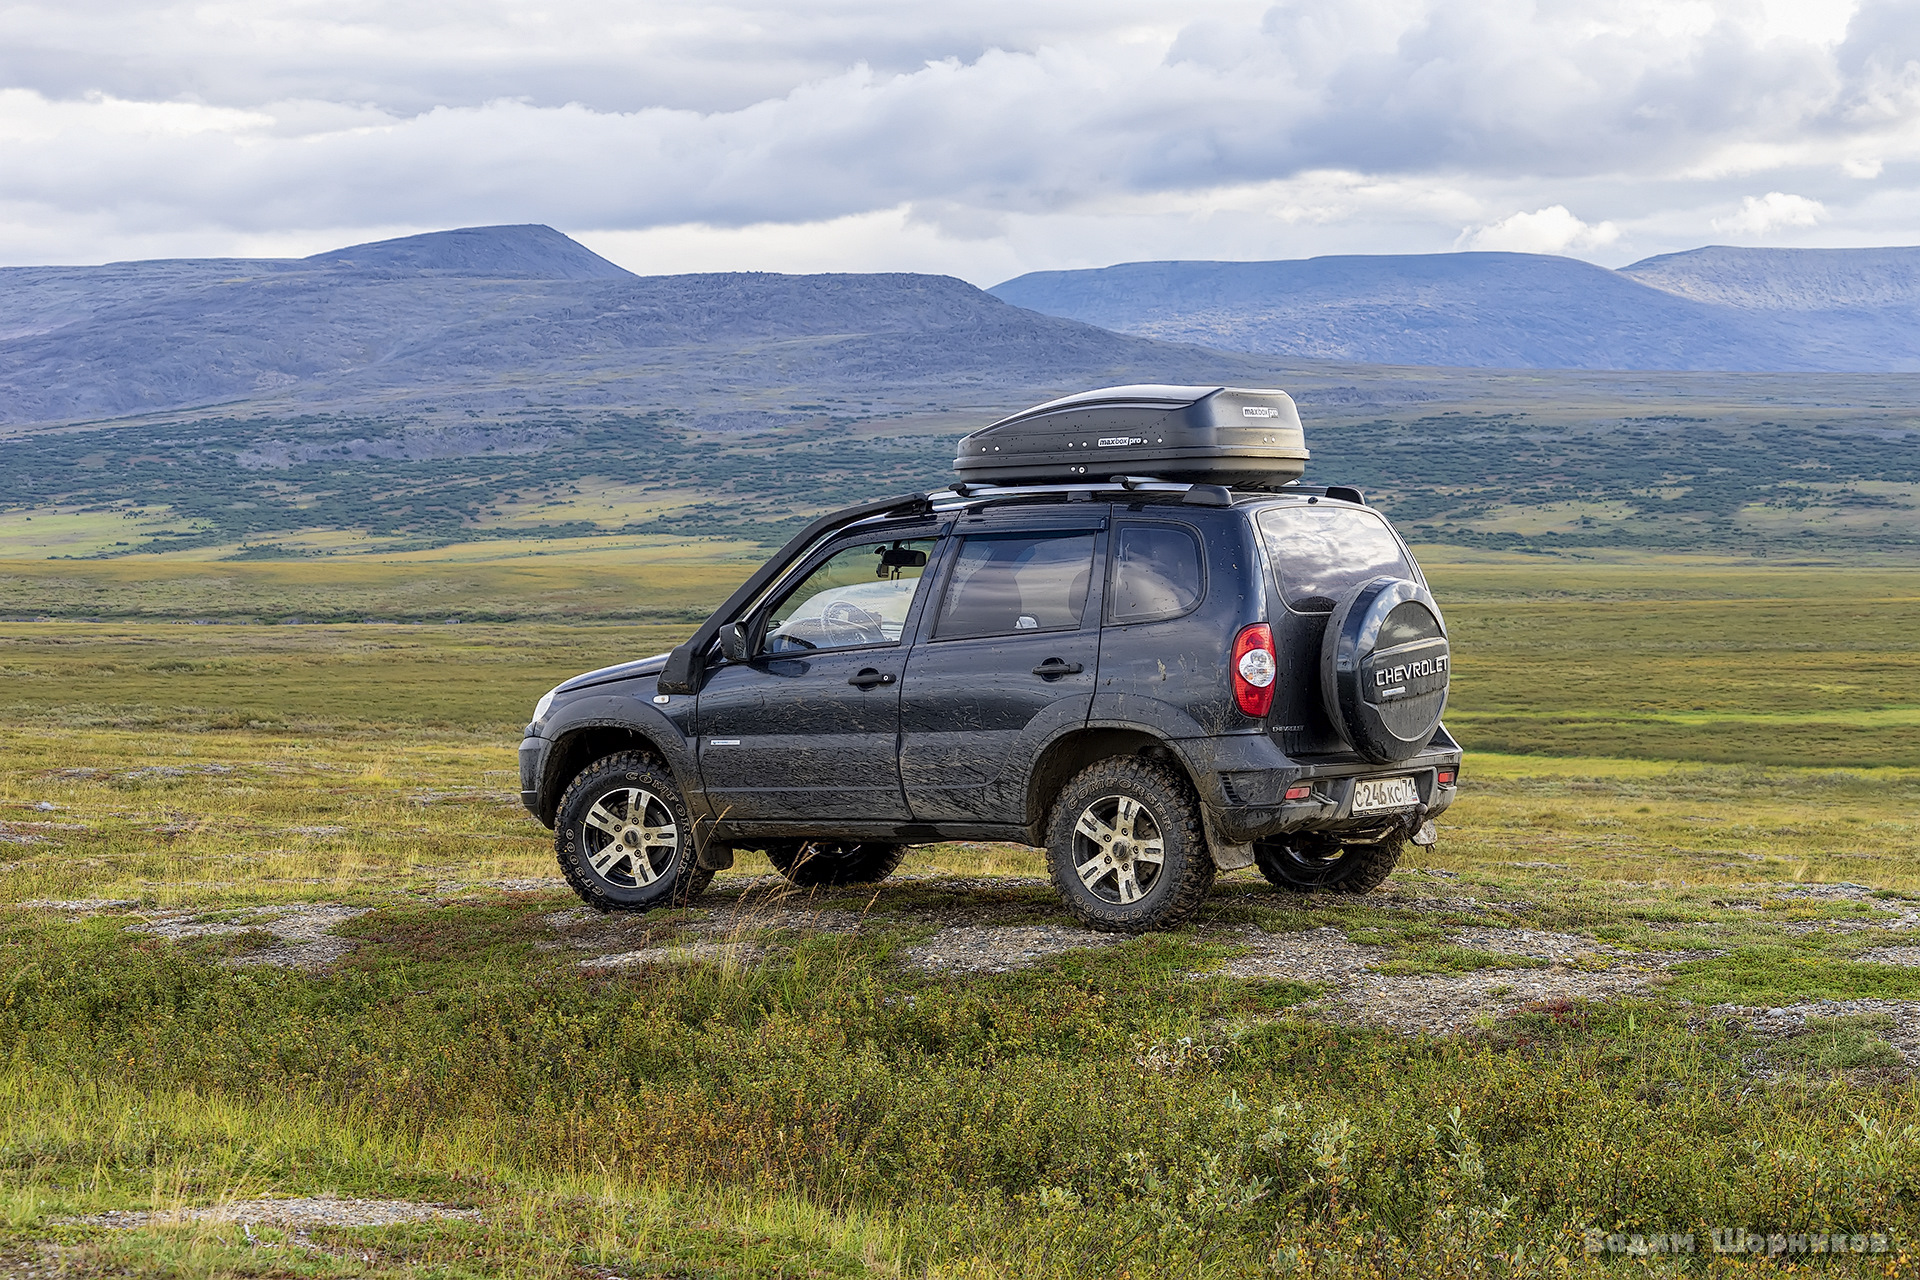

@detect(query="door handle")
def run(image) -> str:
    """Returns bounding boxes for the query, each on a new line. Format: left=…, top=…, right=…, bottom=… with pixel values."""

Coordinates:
left=847, top=669, right=896, bottom=688
left=1031, top=658, right=1084, bottom=678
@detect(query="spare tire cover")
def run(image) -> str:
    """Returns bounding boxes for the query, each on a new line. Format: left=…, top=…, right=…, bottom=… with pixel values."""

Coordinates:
left=1319, top=577, right=1450, bottom=764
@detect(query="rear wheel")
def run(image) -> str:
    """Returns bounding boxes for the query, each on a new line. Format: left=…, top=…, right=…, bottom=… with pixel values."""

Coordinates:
left=1045, top=756, right=1214, bottom=934
left=554, top=751, right=712, bottom=912
left=763, top=840, right=906, bottom=887
left=1254, top=835, right=1401, bottom=894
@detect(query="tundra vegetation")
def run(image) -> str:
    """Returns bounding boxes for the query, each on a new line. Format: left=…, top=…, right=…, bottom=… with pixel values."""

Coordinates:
left=1, top=555, right=1918, bottom=1278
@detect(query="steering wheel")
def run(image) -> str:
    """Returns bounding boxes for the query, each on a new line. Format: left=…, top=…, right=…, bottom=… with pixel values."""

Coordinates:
left=821, top=599, right=888, bottom=647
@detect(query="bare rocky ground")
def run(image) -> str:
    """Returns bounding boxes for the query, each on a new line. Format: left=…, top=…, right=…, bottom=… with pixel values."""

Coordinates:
left=28, top=900, right=367, bottom=970
left=14, top=1199, right=484, bottom=1278
left=59, top=1198, right=481, bottom=1229
left=18, top=874, right=1920, bottom=1058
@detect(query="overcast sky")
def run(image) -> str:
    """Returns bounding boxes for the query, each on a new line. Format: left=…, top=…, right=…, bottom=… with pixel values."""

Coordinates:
left=0, top=0, right=1913, bottom=282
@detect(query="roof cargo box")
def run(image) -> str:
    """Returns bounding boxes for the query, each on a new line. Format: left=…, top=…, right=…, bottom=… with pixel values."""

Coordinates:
left=953, top=385, right=1308, bottom=490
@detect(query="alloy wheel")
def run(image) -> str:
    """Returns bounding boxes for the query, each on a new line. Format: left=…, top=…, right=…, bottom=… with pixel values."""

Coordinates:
left=579, top=787, right=679, bottom=888
left=1070, top=793, right=1166, bottom=905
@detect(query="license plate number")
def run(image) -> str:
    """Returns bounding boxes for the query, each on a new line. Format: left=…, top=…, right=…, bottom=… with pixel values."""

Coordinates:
left=1352, top=775, right=1420, bottom=813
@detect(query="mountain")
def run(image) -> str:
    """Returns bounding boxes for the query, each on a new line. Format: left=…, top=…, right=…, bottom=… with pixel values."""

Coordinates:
left=304, top=224, right=635, bottom=279
left=990, top=249, right=1920, bottom=372
left=0, top=226, right=1291, bottom=428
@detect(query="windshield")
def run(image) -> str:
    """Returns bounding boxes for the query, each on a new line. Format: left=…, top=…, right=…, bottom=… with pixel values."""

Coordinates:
left=1255, top=504, right=1415, bottom=613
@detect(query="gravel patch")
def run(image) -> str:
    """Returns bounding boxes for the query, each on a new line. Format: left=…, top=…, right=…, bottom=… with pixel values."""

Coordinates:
left=60, top=1197, right=481, bottom=1229
left=579, top=941, right=761, bottom=970
left=432, top=876, right=568, bottom=895
left=1708, top=999, right=1920, bottom=1068
left=1774, top=883, right=1877, bottom=901
left=1448, top=927, right=1606, bottom=962
left=1216, top=926, right=1388, bottom=983
left=129, top=904, right=367, bottom=970
left=1221, top=924, right=1708, bottom=1036
left=17, top=899, right=141, bottom=912
left=905, top=924, right=1123, bottom=974
left=1855, top=946, right=1920, bottom=967
left=1335, top=968, right=1664, bottom=1036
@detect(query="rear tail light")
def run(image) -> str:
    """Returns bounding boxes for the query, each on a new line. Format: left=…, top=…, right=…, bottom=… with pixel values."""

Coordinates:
left=1284, top=784, right=1313, bottom=801
left=1437, top=769, right=1457, bottom=786
left=1232, top=623, right=1277, bottom=717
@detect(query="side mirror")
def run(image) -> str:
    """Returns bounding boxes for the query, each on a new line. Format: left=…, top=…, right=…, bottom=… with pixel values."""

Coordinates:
left=718, top=622, right=752, bottom=663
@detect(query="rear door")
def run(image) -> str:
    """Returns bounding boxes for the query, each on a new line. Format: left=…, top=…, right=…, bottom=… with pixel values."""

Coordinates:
left=898, top=512, right=1106, bottom=823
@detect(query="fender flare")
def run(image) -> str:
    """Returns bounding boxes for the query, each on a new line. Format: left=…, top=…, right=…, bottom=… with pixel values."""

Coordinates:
left=538, top=696, right=701, bottom=817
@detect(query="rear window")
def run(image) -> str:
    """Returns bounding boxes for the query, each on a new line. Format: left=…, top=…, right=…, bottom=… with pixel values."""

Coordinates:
left=1255, top=505, right=1414, bottom=613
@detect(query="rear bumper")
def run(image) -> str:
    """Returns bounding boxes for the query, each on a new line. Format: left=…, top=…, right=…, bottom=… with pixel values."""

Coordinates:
left=1207, top=750, right=1461, bottom=845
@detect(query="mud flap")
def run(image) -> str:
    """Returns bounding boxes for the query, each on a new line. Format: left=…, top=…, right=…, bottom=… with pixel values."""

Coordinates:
left=1410, top=818, right=1438, bottom=847
left=696, top=843, right=736, bottom=870
left=1199, top=808, right=1256, bottom=872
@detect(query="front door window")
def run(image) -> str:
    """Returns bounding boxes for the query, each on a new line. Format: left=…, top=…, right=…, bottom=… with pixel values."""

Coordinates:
left=765, top=538, right=934, bottom=653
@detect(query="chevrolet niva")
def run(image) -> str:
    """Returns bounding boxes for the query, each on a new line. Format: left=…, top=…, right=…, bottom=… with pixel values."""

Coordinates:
left=519, top=385, right=1460, bottom=932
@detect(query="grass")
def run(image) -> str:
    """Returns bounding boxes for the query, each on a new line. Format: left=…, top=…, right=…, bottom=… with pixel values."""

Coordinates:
left=4, top=557, right=1920, bottom=1276
left=1771, top=1017, right=1908, bottom=1073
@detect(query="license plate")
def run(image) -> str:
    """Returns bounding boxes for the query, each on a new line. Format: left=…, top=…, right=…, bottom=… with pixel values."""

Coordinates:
left=1352, top=775, right=1420, bottom=813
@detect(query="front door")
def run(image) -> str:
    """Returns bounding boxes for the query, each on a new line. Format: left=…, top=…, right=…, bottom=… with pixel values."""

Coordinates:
left=697, top=531, right=938, bottom=824
left=899, top=521, right=1105, bottom=824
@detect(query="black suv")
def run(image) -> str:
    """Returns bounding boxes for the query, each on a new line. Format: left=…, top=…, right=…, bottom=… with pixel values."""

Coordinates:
left=520, top=385, right=1460, bottom=932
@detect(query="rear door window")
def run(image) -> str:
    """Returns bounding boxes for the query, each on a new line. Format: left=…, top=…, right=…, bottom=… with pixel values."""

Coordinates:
left=934, top=531, right=1097, bottom=640
left=1108, top=523, right=1204, bottom=624
left=1255, top=505, right=1414, bottom=613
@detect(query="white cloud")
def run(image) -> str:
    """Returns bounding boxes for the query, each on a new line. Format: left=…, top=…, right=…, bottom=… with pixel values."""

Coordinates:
left=1455, top=206, right=1621, bottom=254
left=0, top=0, right=1914, bottom=273
left=1712, top=191, right=1828, bottom=235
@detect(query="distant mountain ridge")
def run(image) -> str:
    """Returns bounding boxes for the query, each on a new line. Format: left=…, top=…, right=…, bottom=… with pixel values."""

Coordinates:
left=0, top=225, right=1293, bottom=427
left=1619, top=245, right=1920, bottom=310
left=991, top=247, right=1920, bottom=372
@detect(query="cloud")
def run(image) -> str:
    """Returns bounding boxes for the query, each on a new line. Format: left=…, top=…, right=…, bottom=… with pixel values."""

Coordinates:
left=0, top=0, right=1914, bottom=275
left=1712, top=191, right=1828, bottom=235
left=1455, top=206, right=1621, bottom=254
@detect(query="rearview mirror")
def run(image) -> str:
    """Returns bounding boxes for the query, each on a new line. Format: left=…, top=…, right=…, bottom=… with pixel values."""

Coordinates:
left=877, top=546, right=928, bottom=575
left=718, top=622, right=752, bottom=663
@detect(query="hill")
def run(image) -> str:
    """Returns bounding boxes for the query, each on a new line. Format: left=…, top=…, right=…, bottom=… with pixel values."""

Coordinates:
left=990, top=250, right=1920, bottom=372
left=1620, top=245, right=1920, bottom=310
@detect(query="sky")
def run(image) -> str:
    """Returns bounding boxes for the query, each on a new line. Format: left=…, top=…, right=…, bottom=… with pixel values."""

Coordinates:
left=0, top=0, right=1914, bottom=284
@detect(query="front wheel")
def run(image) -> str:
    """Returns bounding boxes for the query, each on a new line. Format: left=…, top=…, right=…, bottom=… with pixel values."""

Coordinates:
left=1045, top=756, right=1214, bottom=934
left=554, top=751, right=712, bottom=912
left=1253, top=835, right=1401, bottom=894
left=763, top=840, right=905, bottom=887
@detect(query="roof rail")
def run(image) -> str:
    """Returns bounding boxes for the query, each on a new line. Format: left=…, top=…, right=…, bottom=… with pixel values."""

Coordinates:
left=929, top=476, right=1235, bottom=509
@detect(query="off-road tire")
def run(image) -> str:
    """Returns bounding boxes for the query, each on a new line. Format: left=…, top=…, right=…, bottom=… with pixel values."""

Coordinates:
left=555, top=751, right=712, bottom=912
left=1045, top=756, right=1214, bottom=934
left=1253, top=836, right=1401, bottom=894
left=763, top=840, right=906, bottom=887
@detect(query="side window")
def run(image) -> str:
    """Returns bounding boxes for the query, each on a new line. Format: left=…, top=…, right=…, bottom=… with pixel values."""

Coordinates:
left=1108, top=523, right=1204, bottom=625
left=934, top=531, right=1096, bottom=641
left=763, top=537, right=935, bottom=653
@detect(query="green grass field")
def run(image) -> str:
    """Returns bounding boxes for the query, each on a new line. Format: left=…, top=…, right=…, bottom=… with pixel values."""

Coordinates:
left=3, top=555, right=1919, bottom=1277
